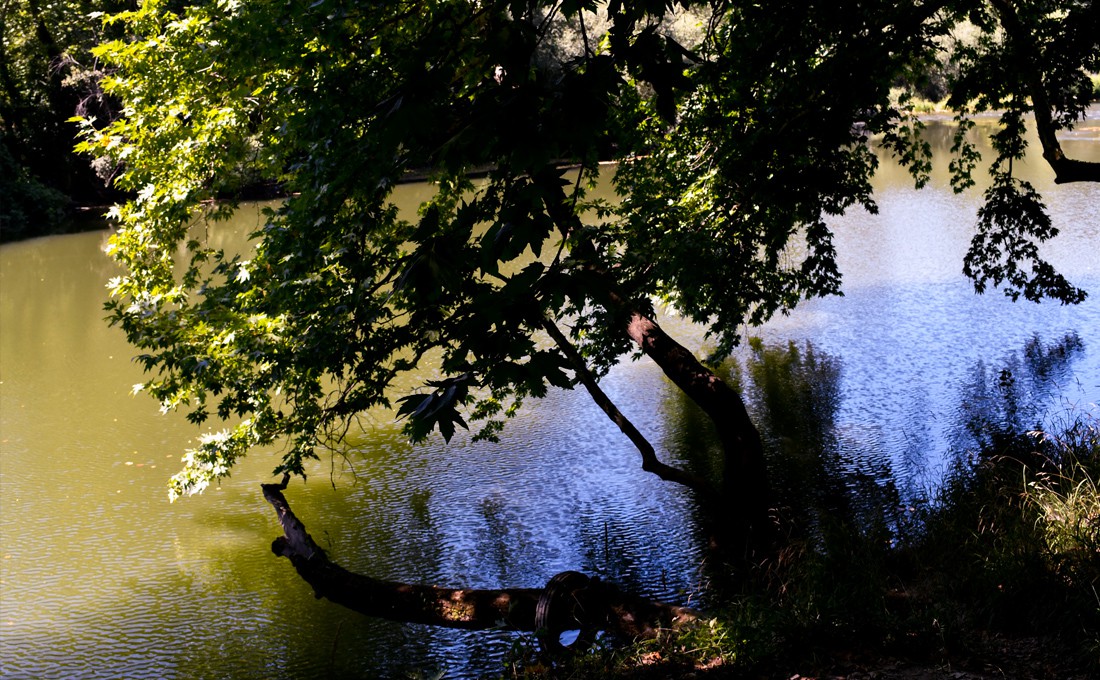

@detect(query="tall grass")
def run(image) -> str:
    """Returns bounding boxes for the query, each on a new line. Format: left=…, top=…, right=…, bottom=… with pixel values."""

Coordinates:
left=1025, top=408, right=1100, bottom=602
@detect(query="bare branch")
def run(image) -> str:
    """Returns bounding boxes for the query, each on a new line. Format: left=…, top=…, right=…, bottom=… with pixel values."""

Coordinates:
left=541, top=318, right=719, bottom=500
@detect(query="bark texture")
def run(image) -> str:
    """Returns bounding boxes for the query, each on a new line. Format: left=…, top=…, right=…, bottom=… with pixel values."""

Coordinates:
left=619, top=306, right=773, bottom=542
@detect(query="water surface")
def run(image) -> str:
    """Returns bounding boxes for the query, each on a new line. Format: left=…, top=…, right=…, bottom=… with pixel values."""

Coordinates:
left=1, top=113, right=1098, bottom=678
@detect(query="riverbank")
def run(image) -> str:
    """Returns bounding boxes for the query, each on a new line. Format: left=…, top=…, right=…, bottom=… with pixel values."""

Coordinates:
left=500, top=407, right=1100, bottom=680
left=7, top=90, right=1098, bottom=246
left=897, top=75, right=1100, bottom=116
left=537, top=631, right=1096, bottom=679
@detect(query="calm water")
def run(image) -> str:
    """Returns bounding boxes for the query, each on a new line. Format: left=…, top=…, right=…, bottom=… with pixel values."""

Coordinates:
left=1, top=114, right=1098, bottom=678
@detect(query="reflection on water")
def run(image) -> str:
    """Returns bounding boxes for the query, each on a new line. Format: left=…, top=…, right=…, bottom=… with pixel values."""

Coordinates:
left=712, top=331, right=1090, bottom=553
left=951, top=332, right=1087, bottom=459
left=1, top=112, right=1098, bottom=678
left=742, top=339, right=903, bottom=546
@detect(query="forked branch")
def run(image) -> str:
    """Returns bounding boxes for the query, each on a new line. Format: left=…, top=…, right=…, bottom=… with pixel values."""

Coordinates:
left=541, top=317, right=719, bottom=501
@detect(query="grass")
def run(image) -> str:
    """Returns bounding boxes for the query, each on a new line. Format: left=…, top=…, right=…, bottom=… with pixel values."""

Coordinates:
left=1024, top=411, right=1100, bottom=605
left=498, top=405, right=1100, bottom=679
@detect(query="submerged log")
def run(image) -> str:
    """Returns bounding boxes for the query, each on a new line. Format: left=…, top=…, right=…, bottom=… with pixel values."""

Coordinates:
left=261, top=477, right=698, bottom=644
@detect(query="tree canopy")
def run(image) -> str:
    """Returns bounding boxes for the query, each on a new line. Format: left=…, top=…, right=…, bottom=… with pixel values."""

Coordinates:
left=77, top=0, right=1098, bottom=514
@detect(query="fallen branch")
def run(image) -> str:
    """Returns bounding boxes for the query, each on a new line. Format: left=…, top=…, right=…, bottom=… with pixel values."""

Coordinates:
left=261, top=477, right=699, bottom=645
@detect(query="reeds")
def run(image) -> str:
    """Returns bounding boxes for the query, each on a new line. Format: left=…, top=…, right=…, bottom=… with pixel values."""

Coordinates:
left=1025, top=407, right=1100, bottom=593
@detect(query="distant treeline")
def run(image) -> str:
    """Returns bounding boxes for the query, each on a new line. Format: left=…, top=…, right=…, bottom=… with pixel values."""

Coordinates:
left=2, top=1, right=1098, bottom=242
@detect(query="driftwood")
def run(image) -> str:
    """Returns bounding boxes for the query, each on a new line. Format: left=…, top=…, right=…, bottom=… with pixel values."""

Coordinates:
left=261, top=477, right=698, bottom=648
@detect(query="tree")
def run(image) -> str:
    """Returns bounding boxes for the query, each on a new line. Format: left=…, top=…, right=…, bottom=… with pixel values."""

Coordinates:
left=949, top=0, right=1099, bottom=303
left=79, top=0, right=1096, bottom=637
left=0, top=0, right=129, bottom=238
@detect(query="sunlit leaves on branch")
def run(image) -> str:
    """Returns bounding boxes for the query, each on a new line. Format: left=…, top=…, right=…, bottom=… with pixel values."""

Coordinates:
left=78, top=0, right=1096, bottom=498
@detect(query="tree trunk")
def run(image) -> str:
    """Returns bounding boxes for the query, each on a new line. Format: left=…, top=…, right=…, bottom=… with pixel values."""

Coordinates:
left=261, top=477, right=698, bottom=642
left=539, top=177, right=773, bottom=547
left=542, top=318, right=719, bottom=501
left=619, top=305, right=773, bottom=548
left=565, top=247, right=774, bottom=547
left=989, top=0, right=1100, bottom=184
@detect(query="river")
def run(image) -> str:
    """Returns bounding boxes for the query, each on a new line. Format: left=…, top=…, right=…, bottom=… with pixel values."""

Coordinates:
left=1, top=114, right=1098, bottom=678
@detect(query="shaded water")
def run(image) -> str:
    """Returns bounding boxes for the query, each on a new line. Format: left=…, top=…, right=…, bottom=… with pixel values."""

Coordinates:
left=1, top=113, right=1098, bottom=678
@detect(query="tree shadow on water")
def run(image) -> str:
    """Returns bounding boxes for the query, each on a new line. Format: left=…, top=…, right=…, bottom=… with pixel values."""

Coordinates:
left=951, top=331, right=1086, bottom=461
left=740, top=338, right=905, bottom=551
left=528, top=332, right=1096, bottom=678
left=670, top=332, right=1089, bottom=566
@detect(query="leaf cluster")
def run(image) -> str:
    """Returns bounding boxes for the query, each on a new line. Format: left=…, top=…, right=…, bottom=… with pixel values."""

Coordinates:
left=78, top=0, right=1096, bottom=497
left=946, top=0, right=1097, bottom=303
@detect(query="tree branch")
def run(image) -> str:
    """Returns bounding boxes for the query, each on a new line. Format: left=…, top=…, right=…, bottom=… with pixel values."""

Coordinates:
left=541, top=317, right=719, bottom=500
left=990, top=0, right=1100, bottom=184
left=539, top=170, right=772, bottom=540
left=261, top=477, right=698, bottom=637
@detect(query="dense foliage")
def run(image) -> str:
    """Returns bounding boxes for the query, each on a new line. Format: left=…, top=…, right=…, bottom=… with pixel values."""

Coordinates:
left=73, top=0, right=1098, bottom=506
left=0, top=0, right=128, bottom=237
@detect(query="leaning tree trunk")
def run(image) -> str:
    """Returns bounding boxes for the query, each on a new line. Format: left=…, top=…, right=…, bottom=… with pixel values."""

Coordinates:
left=543, top=311, right=772, bottom=555
left=262, top=477, right=697, bottom=647
left=540, top=182, right=774, bottom=550
left=564, top=246, right=774, bottom=549
left=618, top=305, right=773, bottom=547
